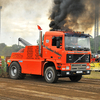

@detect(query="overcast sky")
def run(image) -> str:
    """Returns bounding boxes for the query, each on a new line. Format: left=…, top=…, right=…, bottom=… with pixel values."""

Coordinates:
left=0, top=0, right=98, bottom=46
left=0, top=0, right=52, bottom=46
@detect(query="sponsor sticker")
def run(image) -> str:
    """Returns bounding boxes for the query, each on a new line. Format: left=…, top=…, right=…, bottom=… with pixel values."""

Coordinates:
left=19, top=60, right=23, bottom=62
left=46, top=39, right=49, bottom=43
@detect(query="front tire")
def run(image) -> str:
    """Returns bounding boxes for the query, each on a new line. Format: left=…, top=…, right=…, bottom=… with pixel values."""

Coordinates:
left=69, top=75, right=82, bottom=82
left=44, top=66, right=58, bottom=83
left=9, top=62, right=25, bottom=79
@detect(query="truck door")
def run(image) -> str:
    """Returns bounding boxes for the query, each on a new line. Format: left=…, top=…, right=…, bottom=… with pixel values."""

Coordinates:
left=43, top=36, right=52, bottom=59
left=50, top=36, right=63, bottom=60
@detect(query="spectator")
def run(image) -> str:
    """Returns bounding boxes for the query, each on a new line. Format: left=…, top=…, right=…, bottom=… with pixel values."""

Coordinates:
left=71, top=38, right=78, bottom=46
left=95, top=55, right=99, bottom=62
left=98, top=57, right=100, bottom=62
left=91, top=56, right=95, bottom=62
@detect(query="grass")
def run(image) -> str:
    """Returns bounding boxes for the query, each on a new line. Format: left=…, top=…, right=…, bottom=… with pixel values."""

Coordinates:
left=83, top=71, right=100, bottom=79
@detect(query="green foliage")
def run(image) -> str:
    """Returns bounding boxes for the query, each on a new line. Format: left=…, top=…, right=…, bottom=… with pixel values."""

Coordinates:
left=90, top=36, right=100, bottom=53
left=0, top=43, right=6, bottom=55
left=0, top=43, right=24, bottom=57
left=90, top=38, right=95, bottom=53
left=1, top=60, right=6, bottom=72
left=0, top=60, right=6, bottom=74
left=1, top=60, right=5, bottom=68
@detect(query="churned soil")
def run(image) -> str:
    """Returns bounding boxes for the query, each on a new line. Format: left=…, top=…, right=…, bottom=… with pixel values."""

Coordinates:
left=0, top=75, right=100, bottom=100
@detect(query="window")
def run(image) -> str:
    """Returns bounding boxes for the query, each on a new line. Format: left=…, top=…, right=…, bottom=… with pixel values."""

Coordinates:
left=52, top=36, right=62, bottom=46
left=52, top=37, right=56, bottom=46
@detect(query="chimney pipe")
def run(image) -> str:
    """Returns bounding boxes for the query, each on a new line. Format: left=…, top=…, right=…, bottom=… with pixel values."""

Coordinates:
left=39, top=30, right=42, bottom=56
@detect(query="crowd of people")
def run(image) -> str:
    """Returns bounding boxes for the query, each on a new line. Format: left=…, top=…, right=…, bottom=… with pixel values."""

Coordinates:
left=91, top=55, right=100, bottom=62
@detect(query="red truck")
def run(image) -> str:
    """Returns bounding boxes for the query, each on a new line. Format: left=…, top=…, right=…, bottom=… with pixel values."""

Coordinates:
left=7, top=27, right=91, bottom=83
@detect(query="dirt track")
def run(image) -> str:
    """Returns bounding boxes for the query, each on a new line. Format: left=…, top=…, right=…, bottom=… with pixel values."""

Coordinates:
left=0, top=76, right=100, bottom=100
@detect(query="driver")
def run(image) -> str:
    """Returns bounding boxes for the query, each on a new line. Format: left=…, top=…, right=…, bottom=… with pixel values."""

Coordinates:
left=60, top=39, right=62, bottom=46
left=71, top=38, right=78, bottom=46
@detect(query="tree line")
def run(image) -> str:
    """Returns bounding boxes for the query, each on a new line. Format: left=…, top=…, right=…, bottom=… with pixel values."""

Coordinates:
left=90, top=36, right=100, bottom=53
left=0, top=43, right=24, bottom=57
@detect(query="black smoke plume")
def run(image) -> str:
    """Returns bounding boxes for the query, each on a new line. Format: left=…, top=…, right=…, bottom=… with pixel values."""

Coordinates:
left=49, top=0, right=100, bottom=32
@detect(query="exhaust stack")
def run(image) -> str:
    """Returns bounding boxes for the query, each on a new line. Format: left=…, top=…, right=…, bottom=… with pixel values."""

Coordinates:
left=37, top=25, right=42, bottom=56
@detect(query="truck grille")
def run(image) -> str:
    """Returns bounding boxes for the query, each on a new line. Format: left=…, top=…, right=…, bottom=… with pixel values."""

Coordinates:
left=67, top=54, right=90, bottom=63
left=71, top=64, right=86, bottom=71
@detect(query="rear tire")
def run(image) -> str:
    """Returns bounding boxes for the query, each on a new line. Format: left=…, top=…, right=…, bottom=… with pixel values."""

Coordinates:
left=69, top=75, right=82, bottom=82
left=9, top=62, right=25, bottom=79
left=44, top=66, right=58, bottom=83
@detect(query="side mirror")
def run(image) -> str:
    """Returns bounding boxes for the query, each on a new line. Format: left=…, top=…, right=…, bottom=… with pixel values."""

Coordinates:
left=56, top=37, right=60, bottom=48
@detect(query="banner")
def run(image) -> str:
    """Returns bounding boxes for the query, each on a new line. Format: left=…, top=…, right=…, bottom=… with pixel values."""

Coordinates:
left=90, top=63, right=100, bottom=71
left=1, top=56, right=4, bottom=59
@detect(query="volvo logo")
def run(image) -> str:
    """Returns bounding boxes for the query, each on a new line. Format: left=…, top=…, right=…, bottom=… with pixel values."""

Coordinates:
left=74, top=54, right=85, bottom=63
left=78, top=57, right=81, bottom=60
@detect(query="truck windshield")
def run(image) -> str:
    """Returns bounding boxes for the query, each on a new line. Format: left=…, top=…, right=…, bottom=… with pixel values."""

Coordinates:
left=65, top=36, right=90, bottom=51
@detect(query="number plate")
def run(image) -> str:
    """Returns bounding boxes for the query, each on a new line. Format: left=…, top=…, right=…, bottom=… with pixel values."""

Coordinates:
left=76, top=71, right=83, bottom=73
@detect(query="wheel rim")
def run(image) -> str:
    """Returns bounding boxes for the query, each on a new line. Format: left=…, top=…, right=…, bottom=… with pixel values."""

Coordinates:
left=11, top=66, right=17, bottom=76
left=46, top=70, right=53, bottom=81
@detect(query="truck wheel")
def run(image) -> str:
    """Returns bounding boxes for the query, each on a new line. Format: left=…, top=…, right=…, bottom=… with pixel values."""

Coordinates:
left=44, top=66, right=58, bottom=83
left=69, top=75, right=82, bottom=82
left=9, top=62, right=25, bottom=79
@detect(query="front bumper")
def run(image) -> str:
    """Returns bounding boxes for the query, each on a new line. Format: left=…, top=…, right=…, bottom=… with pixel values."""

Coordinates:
left=61, top=70, right=91, bottom=76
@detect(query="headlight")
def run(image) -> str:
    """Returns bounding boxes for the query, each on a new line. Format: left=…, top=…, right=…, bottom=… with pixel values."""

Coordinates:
left=66, top=66, right=69, bottom=70
left=66, top=72, right=70, bottom=75
left=86, top=66, right=90, bottom=69
left=87, top=71, right=90, bottom=73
